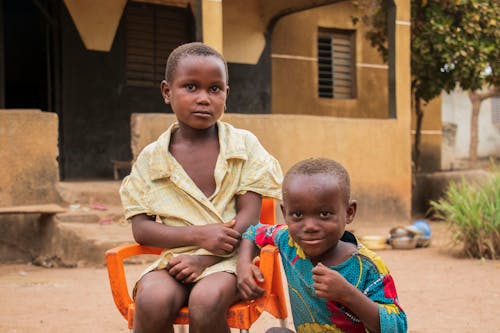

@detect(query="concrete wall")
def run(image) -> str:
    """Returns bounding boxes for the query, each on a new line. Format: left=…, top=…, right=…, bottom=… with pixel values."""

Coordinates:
left=131, top=113, right=411, bottom=224
left=271, top=2, right=389, bottom=118
left=442, top=87, right=500, bottom=169
left=411, top=96, right=443, bottom=172
left=0, top=110, right=61, bottom=206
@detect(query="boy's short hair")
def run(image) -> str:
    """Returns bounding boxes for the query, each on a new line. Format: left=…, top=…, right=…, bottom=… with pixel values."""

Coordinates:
left=165, top=42, right=228, bottom=83
left=284, top=158, right=351, bottom=204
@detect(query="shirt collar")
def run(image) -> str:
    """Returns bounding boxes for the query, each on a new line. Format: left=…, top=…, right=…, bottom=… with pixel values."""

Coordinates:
left=148, top=121, right=248, bottom=181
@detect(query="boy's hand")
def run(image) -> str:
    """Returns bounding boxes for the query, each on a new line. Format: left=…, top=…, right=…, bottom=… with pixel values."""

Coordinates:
left=197, top=220, right=241, bottom=255
left=166, top=254, right=209, bottom=283
left=312, top=262, right=352, bottom=301
left=237, top=263, right=265, bottom=300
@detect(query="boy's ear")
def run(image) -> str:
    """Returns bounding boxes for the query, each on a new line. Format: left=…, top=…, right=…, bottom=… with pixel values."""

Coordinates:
left=346, top=200, right=357, bottom=224
left=160, top=80, right=171, bottom=104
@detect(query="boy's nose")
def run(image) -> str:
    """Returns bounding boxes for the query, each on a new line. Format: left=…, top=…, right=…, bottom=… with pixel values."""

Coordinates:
left=196, top=90, right=210, bottom=104
left=302, top=218, right=319, bottom=232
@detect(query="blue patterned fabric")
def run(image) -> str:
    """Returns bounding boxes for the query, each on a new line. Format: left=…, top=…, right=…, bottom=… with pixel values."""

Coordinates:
left=243, top=223, right=408, bottom=333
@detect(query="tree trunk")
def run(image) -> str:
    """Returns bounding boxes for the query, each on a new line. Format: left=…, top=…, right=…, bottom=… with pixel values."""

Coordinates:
left=467, top=87, right=500, bottom=168
left=468, top=91, right=481, bottom=168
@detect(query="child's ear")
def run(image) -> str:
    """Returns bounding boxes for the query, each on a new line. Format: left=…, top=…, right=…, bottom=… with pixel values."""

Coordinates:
left=280, top=201, right=286, bottom=219
left=160, top=80, right=171, bottom=104
left=346, top=200, right=357, bottom=224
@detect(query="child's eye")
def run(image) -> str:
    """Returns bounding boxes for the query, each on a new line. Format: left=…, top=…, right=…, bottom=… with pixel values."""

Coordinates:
left=291, top=212, right=303, bottom=219
left=209, top=86, right=221, bottom=93
left=319, top=211, right=333, bottom=218
left=185, top=84, right=196, bottom=91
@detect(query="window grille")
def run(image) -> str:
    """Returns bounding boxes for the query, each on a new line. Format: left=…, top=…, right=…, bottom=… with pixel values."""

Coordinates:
left=317, top=29, right=356, bottom=99
left=126, top=3, right=193, bottom=87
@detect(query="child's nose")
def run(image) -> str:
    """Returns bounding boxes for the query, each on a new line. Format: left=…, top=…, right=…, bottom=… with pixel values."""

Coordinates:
left=302, top=218, right=319, bottom=232
left=196, top=90, right=210, bottom=104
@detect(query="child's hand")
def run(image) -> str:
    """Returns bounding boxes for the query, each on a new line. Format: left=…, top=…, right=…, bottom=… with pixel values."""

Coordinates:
left=166, top=254, right=207, bottom=283
left=312, top=262, right=351, bottom=301
left=237, top=263, right=265, bottom=300
left=197, top=220, right=241, bottom=255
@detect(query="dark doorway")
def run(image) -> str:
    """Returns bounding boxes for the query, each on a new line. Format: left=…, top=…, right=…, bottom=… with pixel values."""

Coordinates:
left=59, top=2, right=194, bottom=179
left=3, top=0, right=52, bottom=111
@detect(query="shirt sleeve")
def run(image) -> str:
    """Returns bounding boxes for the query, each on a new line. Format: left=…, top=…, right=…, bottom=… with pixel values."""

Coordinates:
left=236, top=132, right=283, bottom=200
left=362, top=260, right=408, bottom=333
left=119, top=147, right=152, bottom=220
left=243, top=223, right=288, bottom=248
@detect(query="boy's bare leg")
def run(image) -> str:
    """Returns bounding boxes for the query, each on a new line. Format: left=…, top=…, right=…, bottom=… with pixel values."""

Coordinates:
left=188, top=272, right=239, bottom=333
left=133, top=270, right=189, bottom=333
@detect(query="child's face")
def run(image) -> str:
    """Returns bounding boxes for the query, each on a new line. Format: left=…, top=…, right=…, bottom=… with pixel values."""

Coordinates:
left=161, top=55, right=228, bottom=130
left=281, top=173, right=356, bottom=263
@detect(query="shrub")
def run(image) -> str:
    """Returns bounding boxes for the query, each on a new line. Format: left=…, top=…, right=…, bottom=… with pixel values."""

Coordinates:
left=429, top=171, right=500, bottom=259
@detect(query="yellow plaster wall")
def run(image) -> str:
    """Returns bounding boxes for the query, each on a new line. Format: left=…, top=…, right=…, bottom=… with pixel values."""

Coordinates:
left=130, top=113, right=411, bottom=223
left=64, top=0, right=126, bottom=52
left=411, top=96, right=443, bottom=171
left=271, top=2, right=389, bottom=118
left=0, top=110, right=61, bottom=206
left=222, top=0, right=266, bottom=64
left=201, top=0, right=223, bottom=53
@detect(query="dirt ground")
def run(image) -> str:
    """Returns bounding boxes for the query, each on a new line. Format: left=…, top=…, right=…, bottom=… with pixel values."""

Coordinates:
left=1, top=221, right=499, bottom=333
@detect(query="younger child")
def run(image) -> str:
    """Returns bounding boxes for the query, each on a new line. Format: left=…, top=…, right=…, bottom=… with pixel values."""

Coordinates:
left=120, top=42, right=282, bottom=333
left=237, top=158, right=407, bottom=333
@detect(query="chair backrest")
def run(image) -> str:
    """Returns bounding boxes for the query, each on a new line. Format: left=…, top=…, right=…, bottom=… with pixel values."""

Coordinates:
left=260, top=197, right=276, bottom=225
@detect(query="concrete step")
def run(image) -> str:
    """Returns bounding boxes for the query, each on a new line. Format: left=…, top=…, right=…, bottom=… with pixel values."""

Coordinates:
left=56, top=180, right=123, bottom=206
left=44, top=220, right=136, bottom=267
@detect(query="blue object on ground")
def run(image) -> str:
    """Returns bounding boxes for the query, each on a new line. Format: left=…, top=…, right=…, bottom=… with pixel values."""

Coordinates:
left=412, top=220, right=431, bottom=238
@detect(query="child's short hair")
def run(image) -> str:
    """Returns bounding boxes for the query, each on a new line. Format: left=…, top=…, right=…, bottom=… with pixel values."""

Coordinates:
left=165, top=42, right=228, bottom=83
left=284, top=158, right=351, bottom=204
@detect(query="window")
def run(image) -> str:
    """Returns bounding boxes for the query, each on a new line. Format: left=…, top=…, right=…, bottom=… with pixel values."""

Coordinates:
left=125, top=2, right=194, bottom=87
left=317, top=29, right=356, bottom=99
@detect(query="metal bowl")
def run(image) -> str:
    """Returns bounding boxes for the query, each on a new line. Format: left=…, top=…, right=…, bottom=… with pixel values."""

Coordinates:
left=390, top=236, right=418, bottom=250
left=360, top=235, right=388, bottom=251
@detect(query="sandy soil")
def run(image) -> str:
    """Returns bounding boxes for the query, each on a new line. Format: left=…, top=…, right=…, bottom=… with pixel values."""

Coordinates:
left=1, top=221, right=499, bottom=333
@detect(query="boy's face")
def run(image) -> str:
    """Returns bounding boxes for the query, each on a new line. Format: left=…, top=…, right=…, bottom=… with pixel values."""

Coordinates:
left=281, top=173, right=356, bottom=264
left=161, top=55, right=228, bottom=130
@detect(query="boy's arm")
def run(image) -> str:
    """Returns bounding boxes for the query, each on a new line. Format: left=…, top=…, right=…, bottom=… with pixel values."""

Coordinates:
left=130, top=214, right=240, bottom=255
left=232, top=191, right=262, bottom=234
left=236, top=238, right=264, bottom=300
left=312, top=263, right=381, bottom=333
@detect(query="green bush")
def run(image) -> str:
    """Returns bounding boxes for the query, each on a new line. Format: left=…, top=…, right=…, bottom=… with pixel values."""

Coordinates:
left=429, top=171, right=500, bottom=259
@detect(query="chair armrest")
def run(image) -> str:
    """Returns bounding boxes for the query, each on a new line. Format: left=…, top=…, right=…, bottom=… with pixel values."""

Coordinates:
left=105, top=244, right=162, bottom=319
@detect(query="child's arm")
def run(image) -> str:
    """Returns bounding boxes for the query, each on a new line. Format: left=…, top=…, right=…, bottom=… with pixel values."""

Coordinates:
left=130, top=214, right=240, bottom=255
left=236, top=238, right=265, bottom=300
left=232, top=191, right=262, bottom=234
left=312, top=263, right=381, bottom=333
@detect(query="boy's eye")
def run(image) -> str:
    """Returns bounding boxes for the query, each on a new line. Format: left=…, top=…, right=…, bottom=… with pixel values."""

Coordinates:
left=291, top=212, right=303, bottom=219
left=185, top=84, right=196, bottom=91
left=209, top=86, right=221, bottom=93
left=319, top=211, right=333, bottom=218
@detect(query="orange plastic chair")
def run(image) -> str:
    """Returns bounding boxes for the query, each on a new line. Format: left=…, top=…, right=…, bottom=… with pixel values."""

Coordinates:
left=106, top=198, right=288, bottom=332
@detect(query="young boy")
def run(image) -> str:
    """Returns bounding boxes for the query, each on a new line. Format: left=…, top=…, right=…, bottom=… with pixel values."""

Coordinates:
left=237, top=158, right=407, bottom=333
left=120, top=42, right=282, bottom=333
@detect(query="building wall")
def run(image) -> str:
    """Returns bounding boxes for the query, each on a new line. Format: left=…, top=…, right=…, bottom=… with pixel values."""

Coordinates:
left=442, top=87, right=500, bottom=169
left=0, top=110, right=60, bottom=206
left=411, top=96, right=442, bottom=172
left=271, top=2, right=389, bottom=118
left=131, top=113, right=411, bottom=223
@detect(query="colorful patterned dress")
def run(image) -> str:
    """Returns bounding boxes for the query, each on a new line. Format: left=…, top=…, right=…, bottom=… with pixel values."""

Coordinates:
left=243, top=224, right=408, bottom=333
